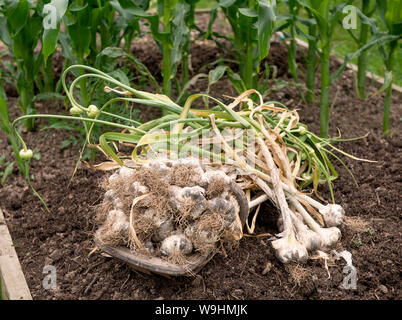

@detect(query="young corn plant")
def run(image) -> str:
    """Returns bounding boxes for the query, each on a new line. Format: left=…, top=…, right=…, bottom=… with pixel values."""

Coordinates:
left=179, top=0, right=199, bottom=98
left=0, top=70, right=25, bottom=177
left=341, top=0, right=381, bottom=100
left=277, top=0, right=302, bottom=81
left=277, top=2, right=317, bottom=102
left=212, top=0, right=276, bottom=93
left=0, top=0, right=67, bottom=131
left=375, top=0, right=402, bottom=135
left=130, top=0, right=199, bottom=102
left=297, top=0, right=358, bottom=138
left=0, top=156, right=14, bottom=186
left=354, top=0, right=375, bottom=99
left=12, top=65, right=373, bottom=263
left=55, top=1, right=145, bottom=94
left=276, top=0, right=316, bottom=101
left=60, top=0, right=141, bottom=104
left=99, top=0, right=151, bottom=54
left=334, top=1, right=401, bottom=134
left=41, top=0, right=68, bottom=94
left=305, top=9, right=317, bottom=103
left=1, top=1, right=45, bottom=129
left=299, top=0, right=399, bottom=136
left=62, top=1, right=99, bottom=107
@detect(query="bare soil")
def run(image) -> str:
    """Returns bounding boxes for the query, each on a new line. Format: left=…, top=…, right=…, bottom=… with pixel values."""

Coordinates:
left=0, top=13, right=401, bottom=300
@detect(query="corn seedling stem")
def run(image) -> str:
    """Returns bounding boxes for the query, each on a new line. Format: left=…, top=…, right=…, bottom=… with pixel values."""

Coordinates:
left=320, top=44, right=331, bottom=138
left=383, top=40, right=397, bottom=135
left=306, top=21, right=317, bottom=103
left=357, top=0, right=371, bottom=99
left=162, top=0, right=172, bottom=103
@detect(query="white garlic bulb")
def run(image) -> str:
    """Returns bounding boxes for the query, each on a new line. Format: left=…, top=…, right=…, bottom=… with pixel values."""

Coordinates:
left=160, top=235, right=193, bottom=256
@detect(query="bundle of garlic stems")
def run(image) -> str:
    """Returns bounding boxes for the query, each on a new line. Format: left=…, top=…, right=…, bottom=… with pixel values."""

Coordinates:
left=12, top=65, right=373, bottom=263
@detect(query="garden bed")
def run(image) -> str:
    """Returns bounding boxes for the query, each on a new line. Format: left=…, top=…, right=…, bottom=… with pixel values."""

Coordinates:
left=0, top=14, right=401, bottom=300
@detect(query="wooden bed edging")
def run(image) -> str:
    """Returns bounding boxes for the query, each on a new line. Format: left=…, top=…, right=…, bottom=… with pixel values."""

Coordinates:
left=0, top=208, right=32, bottom=300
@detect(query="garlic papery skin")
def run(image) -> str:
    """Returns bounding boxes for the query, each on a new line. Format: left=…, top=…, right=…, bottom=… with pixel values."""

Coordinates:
left=320, top=204, right=345, bottom=227
left=160, top=235, right=193, bottom=256
left=107, top=209, right=129, bottom=232
left=271, top=235, right=308, bottom=264
left=119, top=166, right=135, bottom=179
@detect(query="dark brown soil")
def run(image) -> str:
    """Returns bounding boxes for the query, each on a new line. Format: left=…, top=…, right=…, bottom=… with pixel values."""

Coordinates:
left=0, top=13, right=401, bottom=300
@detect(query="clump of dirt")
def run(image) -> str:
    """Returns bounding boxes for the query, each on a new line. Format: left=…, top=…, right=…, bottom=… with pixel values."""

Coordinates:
left=95, top=158, right=245, bottom=265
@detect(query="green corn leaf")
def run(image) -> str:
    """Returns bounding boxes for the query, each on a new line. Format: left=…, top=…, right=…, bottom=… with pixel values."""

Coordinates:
left=276, top=13, right=293, bottom=21
left=58, top=32, right=74, bottom=61
left=295, top=15, right=315, bottom=27
left=330, top=33, right=400, bottom=84
left=257, top=0, right=276, bottom=61
left=329, top=1, right=353, bottom=36
left=109, top=70, right=131, bottom=87
left=0, top=76, right=25, bottom=174
left=68, top=2, right=88, bottom=12
left=0, top=17, right=12, bottom=46
left=1, top=161, right=14, bottom=186
left=372, top=71, right=393, bottom=96
left=64, top=4, right=92, bottom=60
left=239, top=7, right=258, bottom=18
left=125, top=54, right=161, bottom=92
left=0, top=80, right=11, bottom=135
left=208, top=65, right=228, bottom=87
left=376, top=0, right=387, bottom=25
left=275, top=20, right=291, bottom=32
left=227, top=70, right=247, bottom=93
left=219, top=0, right=237, bottom=9
left=42, top=0, right=68, bottom=63
left=297, top=0, right=327, bottom=34
left=95, top=47, right=160, bottom=91
left=95, top=46, right=125, bottom=71
left=158, top=0, right=179, bottom=16
left=110, top=0, right=150, bottom=19
left=205, top=7, right=217, bottom=39
left=385, top=0, right=402, bottom=31
left=170, top=0, right=191, bottom=75
left=295, top=25, right=315, bottom=41
left=34, top=92, right=64, bottom=101
left=4, top=0, right=29, bottom=36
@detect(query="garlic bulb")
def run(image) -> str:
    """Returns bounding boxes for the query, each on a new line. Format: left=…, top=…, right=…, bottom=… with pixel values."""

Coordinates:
left=320, top=204, right=345, bottom=227
left=160, top=235, right=193, bottom=256
left=170, top=185, right=207, bottom=219
left=128, top=181, right=149, bottom=195
left=119, top=166, right=135, bottom=179
left=104, top=189, right=116, bottom=202
left=151, top=216, right=175, bottom=242
left=106, top=209, right=129, bottom=232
